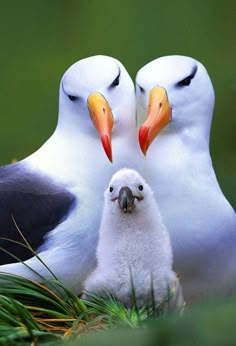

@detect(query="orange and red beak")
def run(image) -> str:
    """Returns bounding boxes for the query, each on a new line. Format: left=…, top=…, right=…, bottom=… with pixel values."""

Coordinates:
left=138, top=86, right=172, bottom=155
left=87, top=92, right=114, bottom=162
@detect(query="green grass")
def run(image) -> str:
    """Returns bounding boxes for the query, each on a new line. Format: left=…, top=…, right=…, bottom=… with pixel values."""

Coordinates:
left=0, top=270, right=236, bottom=345
left=1, top=272, right=236, bottom=346
left=0, top=271, right=183, bottom=345
left=0, top=273, right=85, bottom=344
left=67, top=296, right=236, bottom=346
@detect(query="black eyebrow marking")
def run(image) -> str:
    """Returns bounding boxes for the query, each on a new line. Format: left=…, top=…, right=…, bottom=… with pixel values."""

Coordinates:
left=61, top=81, right=82, bottom=101
left=176, top=64, right=198, bottom=87
left=61, top=81, right=67, bottom=95
left=190, top=65, right=198, bottom=79
left=108, top=66, right=121, bottom=89
left=136, top=83, right=145, bottom=93
left=116, top=66, right=121, bottom=79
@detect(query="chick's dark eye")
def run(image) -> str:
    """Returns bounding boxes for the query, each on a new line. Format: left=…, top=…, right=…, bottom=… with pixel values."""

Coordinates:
left=68, top=95, right=78, bottom=101
left=138, top=185, right=143, bottom=191
left=109, top=186, right=113, bottom=192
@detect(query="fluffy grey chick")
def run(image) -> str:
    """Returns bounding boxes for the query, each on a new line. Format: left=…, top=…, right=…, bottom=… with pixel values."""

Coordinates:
left=83, top=168, right=183, bottom=310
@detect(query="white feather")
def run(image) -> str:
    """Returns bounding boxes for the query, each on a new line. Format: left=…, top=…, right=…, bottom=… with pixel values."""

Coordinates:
left=84, top=168, right=183, bottom=308
left=136, top=55, right=236, bottom=302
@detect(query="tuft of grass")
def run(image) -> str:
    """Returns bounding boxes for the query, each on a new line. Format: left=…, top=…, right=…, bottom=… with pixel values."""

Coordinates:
left=0, top=272, right=182, bottom=344
left=0, top=294, right=61, bottom=345
left=0, top=273, right=88, bottom=329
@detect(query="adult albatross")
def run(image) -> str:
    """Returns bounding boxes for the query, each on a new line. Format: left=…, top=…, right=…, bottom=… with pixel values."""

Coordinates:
left=0, top=55, right=140, bottom=293
left=136, top=55, right=236, bottom=302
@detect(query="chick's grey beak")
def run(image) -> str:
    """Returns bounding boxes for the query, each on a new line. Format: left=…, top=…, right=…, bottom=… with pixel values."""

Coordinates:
left=118, top=186, right=135, bottom=213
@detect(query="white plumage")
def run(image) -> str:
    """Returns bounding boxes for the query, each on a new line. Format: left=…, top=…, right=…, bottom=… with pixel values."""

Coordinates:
left=83, top=168, right=183, bottom=309
left=0, top=56, right=141, bottom=292
left=136, top=55, right=236, bottom=302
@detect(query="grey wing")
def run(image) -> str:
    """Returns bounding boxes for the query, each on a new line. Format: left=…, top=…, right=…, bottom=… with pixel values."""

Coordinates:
left=0, top=162, right=76, bottom=264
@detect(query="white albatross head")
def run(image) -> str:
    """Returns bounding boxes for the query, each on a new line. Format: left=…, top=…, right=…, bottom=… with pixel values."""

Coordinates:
left=136, top=55, right=215, bottom=155
left=57, top=55, right=136, bottom=162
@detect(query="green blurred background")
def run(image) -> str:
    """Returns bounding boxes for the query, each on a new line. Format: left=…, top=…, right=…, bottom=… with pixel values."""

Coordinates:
left=0, top=0, right=235, bottom=207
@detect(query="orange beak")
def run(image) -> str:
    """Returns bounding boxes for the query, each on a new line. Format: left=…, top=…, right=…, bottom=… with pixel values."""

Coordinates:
left=87, top=92, right=114, bottom=162
left=138, top=86, right=171, bottom=155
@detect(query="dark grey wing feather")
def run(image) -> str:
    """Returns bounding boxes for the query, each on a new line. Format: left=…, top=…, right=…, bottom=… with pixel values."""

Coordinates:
left=0, top=162, right=76, bottom=264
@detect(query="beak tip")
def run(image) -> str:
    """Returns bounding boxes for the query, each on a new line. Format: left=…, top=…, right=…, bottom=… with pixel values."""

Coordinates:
left=105, top=148, right=113, bottom=163
left=139, top=144, right=147, bottom=156
left=101, top=134, right=113, bottom=163
left=142, top=150, right=147, bottom=156
left=138, top=125, right=149, bottom=156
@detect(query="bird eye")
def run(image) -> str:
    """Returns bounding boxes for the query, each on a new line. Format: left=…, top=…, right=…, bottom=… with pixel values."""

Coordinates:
left=110, top=75, right=120, bottom=88
left=178, top=76, right=192, bottom=87
left=109, top=68, right=121, bottom=89
left=109, top=186, right=113, bottom=192
left=177, top=66, right=198, bottom=87
left=68, top=95, right=78, bottom=101
left=137, top=84, right=145, bottom=93
left=138, top=185, right=143, bottom=191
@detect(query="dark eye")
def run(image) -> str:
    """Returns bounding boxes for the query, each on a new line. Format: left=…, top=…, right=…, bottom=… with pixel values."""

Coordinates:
left=109, top=186, right=113, bottom=192
left=177, top=66, right=198, bottom=88
left=109, top=68, right=121, bottom=89
left=68, top=95, right=78, bottom=101
left=138, top=84, right=145, bottom=93
left=110, top=75, right=120, bottom=88
left=178, top=76, right=192, bottom=87
left=138, top=185, right=143, bottom=191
